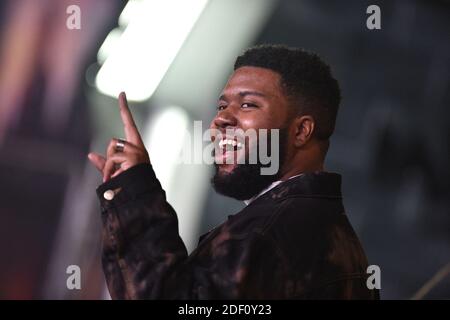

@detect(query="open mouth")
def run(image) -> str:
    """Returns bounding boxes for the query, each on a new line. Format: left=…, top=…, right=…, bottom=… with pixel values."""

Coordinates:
left=218, top=138, right=244, bottom=151
left=214, top=137, right=245, bottom=166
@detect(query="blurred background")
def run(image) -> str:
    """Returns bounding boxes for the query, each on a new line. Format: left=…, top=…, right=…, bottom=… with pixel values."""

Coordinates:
left=0, top=0, right=448, bottom=299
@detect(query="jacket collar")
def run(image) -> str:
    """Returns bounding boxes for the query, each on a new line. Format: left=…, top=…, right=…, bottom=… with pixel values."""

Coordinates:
left=244, top=173, right=304, bottom=205
left=251, top=171, right=342, bottom=204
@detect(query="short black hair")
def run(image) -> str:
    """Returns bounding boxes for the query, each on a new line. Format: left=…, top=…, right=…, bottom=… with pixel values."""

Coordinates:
left=234, top=44, right=341, bottom=140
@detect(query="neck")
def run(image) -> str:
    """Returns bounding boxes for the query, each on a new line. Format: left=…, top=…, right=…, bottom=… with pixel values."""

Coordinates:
left=278, top=143, right=325, bottom=181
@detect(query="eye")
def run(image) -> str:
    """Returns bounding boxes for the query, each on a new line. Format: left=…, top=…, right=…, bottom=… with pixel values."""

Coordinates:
left=241, top=103, right=257, bottom=109
left=217, top=105, right=226, bottom=111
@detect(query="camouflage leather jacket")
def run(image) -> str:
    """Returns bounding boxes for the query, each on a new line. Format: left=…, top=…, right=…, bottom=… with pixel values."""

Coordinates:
left=96, top=163, right=379, bottom=299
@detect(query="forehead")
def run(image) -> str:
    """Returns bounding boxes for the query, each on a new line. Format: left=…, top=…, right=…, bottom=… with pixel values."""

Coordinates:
left=221, top=66, right=284, bottom=98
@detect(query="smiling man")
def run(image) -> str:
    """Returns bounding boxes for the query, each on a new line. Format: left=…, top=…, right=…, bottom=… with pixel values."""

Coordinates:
left=88, top=45, right=378, bottom=299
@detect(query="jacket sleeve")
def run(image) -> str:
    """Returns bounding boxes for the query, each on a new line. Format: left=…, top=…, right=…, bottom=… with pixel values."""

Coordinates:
left=96, top=163, right=289, bottom=299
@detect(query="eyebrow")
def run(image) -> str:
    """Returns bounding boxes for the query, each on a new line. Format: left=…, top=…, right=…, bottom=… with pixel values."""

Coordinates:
left=219, top=90, right=267, bottom=101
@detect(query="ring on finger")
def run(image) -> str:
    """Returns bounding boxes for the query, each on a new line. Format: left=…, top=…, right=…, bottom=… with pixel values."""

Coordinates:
left=115, top=138, right=126, bottom=153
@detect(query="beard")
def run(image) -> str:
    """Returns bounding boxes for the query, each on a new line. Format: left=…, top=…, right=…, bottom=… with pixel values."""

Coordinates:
left=211, top=127, right=288, bottom=201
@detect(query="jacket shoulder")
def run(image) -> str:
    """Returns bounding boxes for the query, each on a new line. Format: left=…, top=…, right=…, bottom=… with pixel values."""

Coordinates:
left=261, top=196, right=372, bottom=297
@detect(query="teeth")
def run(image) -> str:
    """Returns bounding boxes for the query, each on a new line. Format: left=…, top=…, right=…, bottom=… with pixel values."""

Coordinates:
left=218, top=139, right=243, bottom=150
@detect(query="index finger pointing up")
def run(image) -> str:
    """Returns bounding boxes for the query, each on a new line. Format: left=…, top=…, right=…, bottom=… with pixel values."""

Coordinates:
left=118, top=92, right=144, bottom=146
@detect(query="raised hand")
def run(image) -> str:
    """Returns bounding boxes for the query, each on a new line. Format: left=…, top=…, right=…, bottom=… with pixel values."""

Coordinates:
left=88, top=92, right=150, bottom=182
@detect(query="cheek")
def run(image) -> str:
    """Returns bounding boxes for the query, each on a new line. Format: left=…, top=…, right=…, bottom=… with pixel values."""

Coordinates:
left=239, top=114, right=274, bottom=131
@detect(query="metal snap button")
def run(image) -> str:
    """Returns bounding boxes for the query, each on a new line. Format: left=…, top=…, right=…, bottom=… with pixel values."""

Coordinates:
left=103, top=189, right=115, bottom=200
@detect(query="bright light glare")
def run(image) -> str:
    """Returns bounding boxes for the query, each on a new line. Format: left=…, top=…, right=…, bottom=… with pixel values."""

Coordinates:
left=97, top=28, right=122, bottom=64
left=96, top=0, right=209, bottom=101
left=118, top=0, right=142, bottom=27
left=144, top=106, right=189, bottom=188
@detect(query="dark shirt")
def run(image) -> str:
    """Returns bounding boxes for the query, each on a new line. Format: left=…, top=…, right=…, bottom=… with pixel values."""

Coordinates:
left=96, top=163, right=379, bottom=299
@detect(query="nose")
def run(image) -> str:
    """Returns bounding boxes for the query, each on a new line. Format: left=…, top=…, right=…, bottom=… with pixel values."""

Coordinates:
left=211, top=108, right=238, bottom=131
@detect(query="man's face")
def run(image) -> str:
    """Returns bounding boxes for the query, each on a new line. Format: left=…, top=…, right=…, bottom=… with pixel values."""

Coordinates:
left=209, top=66, right=293, bottom=200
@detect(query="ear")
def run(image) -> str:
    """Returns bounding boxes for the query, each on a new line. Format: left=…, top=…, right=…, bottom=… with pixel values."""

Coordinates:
left=293, top=115, right=315, bottom=147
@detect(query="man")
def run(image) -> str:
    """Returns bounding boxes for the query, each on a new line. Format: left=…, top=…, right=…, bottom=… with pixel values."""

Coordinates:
left=88, top=45, right=378, bottom=299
